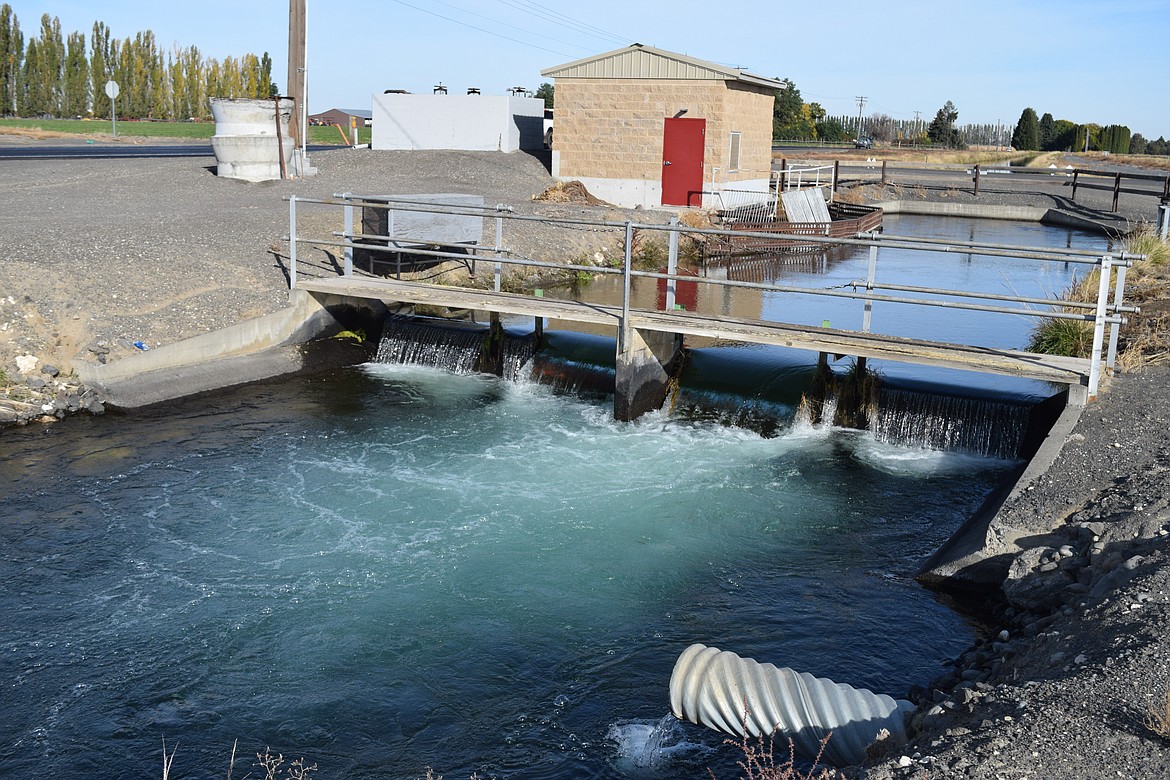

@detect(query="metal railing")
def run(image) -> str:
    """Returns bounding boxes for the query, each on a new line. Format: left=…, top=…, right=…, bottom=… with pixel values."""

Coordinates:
left=285, top=194, right=1140, bottom=397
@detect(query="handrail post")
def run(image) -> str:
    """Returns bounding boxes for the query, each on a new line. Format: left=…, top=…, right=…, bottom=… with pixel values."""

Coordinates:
left=862, top=245, right=878, bottom=332
left=832, top=160, right=839, bottom=196
left=973, top=164, right=980, bottom=197
left=1106, top=263, right=1128, bottom=374
left=342, top=192, right=353, bottom=277
left=620, top=221, right=633, bottom=352
left=493, top=215, right=503, bottom=292
left=666, top=217, right=679, bottom=311
left=289, top=195, right=298, bottom=292
left=1087, top=256, right=1113, bottom=399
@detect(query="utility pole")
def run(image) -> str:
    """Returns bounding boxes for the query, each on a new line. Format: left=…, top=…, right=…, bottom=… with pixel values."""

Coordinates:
left=288, top=0, right=307, bottom=166
left=855, top=96, right=867, bottom=136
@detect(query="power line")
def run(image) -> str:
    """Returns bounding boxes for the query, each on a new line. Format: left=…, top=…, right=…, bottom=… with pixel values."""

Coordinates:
left=423, top=0, right=599, bottom=53
left=493, top=0, right=629, bottom=47
left=388, top=0, right=575, bottom=58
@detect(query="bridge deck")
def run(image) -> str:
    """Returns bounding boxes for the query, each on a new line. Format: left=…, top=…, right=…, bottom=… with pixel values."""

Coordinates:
left=299, top=276, right=1091, bottom=387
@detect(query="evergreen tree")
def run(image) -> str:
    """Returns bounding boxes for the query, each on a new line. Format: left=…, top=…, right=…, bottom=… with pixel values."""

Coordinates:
left=534, top=81, right=553, bottom=108
left=32, top=13, right=63, bottom=115
left=1011, top=107, right=1039, bottom=150
left=1098, top=124, right=1131, bottom=155
left=926, top=100, right=963, bottom=148
left=1038, top=112, right=1055, bottom=150
left=1129, top=133, right=1148, bottom=155
left=1049, top=119, right=1077, bottom=151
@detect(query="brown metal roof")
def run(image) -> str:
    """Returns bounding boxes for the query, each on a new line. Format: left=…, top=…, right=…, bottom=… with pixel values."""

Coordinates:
left=540, top=44, right=783, bottom=90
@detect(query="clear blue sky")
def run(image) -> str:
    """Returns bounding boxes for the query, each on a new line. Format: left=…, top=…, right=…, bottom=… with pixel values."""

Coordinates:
left=10, top=0, right=1170, bottom=138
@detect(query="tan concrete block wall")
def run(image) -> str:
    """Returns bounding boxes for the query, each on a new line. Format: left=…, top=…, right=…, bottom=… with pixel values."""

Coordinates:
left=554, top=78, right=727, bottom=181
left=718, top=83, right=775, bottom=185
left=553, top=78, right=775, bottom=191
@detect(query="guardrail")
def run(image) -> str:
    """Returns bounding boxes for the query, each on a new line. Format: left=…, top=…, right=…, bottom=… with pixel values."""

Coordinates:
left=285, top=194, right=1141, bottom=397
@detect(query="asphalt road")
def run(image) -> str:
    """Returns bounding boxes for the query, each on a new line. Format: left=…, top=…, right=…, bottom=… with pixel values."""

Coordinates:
left=0, top=143, right=336, bottom=160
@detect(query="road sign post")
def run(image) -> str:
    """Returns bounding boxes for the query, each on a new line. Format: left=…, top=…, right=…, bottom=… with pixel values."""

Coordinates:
left=105, top=80, right=120, bottom=138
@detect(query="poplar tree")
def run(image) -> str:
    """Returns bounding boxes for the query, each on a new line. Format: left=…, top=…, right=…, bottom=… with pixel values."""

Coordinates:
left=63, top=30, right=86, bottom=116
left=89, top=21, right=110, bottom=117
left=0, top=3, right=23, bottom=116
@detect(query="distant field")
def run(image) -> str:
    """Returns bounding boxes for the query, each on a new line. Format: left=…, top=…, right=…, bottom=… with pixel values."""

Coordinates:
left=0, top=118, right=372, bottom=145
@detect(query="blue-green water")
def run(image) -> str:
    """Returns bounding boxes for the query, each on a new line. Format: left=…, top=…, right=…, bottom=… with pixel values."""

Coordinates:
left=1, top=215, right=1112, bottom=779
left=2, top=363, right=1008, bottom=780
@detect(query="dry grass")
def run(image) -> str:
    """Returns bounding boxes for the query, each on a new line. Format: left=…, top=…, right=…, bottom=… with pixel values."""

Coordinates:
left=1030, top=224, right=1170, bottom=367
left=1146, top=689, right=1170, bottom=740
left=1079, top=151, right=1170, bottom=174
left=714, top=727, right=842, bottom=780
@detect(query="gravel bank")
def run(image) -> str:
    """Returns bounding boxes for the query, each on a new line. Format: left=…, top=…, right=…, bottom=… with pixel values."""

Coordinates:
left=2, top=145, right=1169, bottom=777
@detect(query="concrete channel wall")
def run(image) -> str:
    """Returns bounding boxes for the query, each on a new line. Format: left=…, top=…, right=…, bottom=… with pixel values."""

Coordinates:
left=75, top=290, right=388, bottom=409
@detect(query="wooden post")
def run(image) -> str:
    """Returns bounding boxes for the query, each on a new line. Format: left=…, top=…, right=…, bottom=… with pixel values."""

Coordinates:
left=287, top=0, right=306, bottom=153
left=1112, top=172, right=1122, bottom=212
left=779, top=159, right=787, bottom=193
left=973, top=164, right=980, bottom=197
left=832, top=160, right=840, bottom=195
left=881, top=160, right=887, bottom=186
left=1071, top=170, right=1079, bottom=201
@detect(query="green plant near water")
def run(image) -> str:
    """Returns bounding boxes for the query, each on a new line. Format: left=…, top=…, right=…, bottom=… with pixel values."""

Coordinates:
left=1028, top=224, right=1169, bottom=359
left=332, top=328, right=367, bottom=343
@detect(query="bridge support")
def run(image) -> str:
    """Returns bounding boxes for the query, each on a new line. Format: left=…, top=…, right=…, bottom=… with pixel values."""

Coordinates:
left=614, top=327, right=684, bottom=422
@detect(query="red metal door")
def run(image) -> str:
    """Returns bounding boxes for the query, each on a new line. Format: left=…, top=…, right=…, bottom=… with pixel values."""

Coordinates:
left=661, top=118, right=705, bottom=207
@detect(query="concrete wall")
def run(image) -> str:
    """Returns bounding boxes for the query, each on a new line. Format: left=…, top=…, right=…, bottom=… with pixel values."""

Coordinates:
left=550, top=77, right=775, bottom=209
left=371, top=94, right=545, bottom=151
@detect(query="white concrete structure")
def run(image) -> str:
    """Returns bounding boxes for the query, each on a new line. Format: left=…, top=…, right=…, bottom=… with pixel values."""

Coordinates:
left=371, top=94, right=545, bottom=152
left=209, top=97, right=296, bottom=182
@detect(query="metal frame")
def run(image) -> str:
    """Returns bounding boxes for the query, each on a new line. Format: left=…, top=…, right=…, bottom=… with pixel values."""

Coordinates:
left=284, top=195, right=1140, bottom=398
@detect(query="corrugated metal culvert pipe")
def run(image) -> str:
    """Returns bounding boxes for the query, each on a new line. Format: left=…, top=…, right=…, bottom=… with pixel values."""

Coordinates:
left=669, top=643, right=914, bottom=767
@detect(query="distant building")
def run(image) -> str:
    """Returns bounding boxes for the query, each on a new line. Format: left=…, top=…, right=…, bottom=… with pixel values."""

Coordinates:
left=308, top=108, right=373, bottom=127
left=541, top=44, right=781, bottom=209
left=370, top=93, right=544, bottom=152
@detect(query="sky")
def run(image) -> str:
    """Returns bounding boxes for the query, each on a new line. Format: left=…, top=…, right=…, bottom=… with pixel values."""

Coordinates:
left=9, top=0, right=1170, bottom=138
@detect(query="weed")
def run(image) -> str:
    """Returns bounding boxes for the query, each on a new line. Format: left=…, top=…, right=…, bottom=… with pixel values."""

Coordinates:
left=1146, top=688, right=1170, bottom=740
left=255, top=747, right=317, bottom=780
left=715, top=727, right=841, bottom=780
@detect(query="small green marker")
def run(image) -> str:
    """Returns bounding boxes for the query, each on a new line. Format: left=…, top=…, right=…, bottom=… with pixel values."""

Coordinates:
left=822, top=319, right=831, bottom=328
left=675, top=303, right=686, bottom=310
left=534, top=289, right=544, bottom=297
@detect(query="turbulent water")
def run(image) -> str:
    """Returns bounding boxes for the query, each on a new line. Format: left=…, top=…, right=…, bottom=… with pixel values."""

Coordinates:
left=2, top=364, right=1009, bottom=780
left=0, top=216, right=1110, bottom=779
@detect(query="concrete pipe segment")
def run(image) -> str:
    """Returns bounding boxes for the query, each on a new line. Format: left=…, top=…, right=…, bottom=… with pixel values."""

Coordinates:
left=210, top=97, right=295, bottom=182
left=669, top=643, right=914, bottom=767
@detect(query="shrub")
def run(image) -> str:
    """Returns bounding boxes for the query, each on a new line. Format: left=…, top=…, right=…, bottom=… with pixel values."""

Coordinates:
left=1147, top=689, right=1170, bottom=741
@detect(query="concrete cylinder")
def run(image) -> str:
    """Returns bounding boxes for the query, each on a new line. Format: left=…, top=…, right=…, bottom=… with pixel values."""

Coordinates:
left=209, top=97, right=295, bottom=182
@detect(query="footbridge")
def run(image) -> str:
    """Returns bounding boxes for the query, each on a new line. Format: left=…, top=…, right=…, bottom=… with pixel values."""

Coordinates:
left=286, top=195, right=1138, bottom=420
